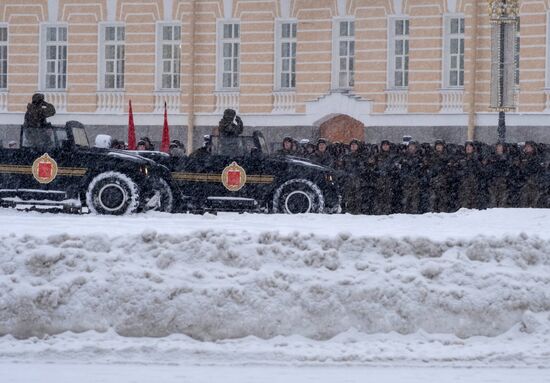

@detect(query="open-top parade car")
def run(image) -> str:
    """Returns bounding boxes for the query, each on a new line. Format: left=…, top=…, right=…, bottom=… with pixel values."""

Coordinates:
left=167, top=132, right=341, bottom=214
left=0, top=121, right=173, bottom=214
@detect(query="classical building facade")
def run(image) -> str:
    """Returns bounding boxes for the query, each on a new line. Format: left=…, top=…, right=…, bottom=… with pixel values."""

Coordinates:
left=0, top=0, right=549, bottom=149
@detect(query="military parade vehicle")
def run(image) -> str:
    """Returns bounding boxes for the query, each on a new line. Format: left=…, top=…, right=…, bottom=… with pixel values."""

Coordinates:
left=0, top=121, right=174, bottom=215
left=167, top=132, right=341, bottom=214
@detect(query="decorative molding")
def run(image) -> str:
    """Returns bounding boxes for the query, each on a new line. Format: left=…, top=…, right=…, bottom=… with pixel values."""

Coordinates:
left=97, top=91, right=124, bottom=113
left=280, top=0, right=291, bottom=18
left=393, top=0, right=403, bottom=15
left=337, top=0, right=347, bottom=16
left=214, top=90, right=239, bottom=113
left=155, top=91, right=181, bottom=113
left=163, top=0, right=173, bottom=21
left=48, top=0, right=59, bottom=22
left=447, top=0, right=457, bottom=13
left=385, top=89, right=408, bottom=114
left=223, top=0, right=233, bottom=19
left=306, top=92, right=372, bottom=125
left=272, top=90, right=296, bottom=114
left=106, top=0, right=116, bottom=22
left=440, top=88, right=464, bottom=113
left=44, top=91, right=67, bottom=113
left=0, top=91, right=8, bottom=112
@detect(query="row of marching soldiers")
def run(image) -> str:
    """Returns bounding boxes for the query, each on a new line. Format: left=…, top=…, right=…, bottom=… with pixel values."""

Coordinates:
left=276, top=137, right=550, bottom=214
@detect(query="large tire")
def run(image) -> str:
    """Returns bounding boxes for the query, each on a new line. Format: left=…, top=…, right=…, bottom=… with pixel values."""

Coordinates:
left=142, top=177, right=174, bottom=213
left=272, top=179, right=325, bottom=214
left=86, top=172, right=140, bottom=215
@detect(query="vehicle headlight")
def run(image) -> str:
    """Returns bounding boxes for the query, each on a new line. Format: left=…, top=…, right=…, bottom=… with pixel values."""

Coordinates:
left=325, top=174, right=334, bottom=183
left=140, top=165, right=149, bottom=176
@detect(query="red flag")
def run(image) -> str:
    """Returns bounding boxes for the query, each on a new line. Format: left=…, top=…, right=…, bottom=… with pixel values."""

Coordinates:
left=160, top=101, right=170, bottom=153
left=127, top=100, right=136, bottom=150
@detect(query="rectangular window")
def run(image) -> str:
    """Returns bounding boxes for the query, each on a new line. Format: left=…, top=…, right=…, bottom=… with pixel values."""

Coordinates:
left=445, top=16, right=464, bottom=87
left=334, top=19, right=355, bottom=89
left=276, top=21, right=297, bottom=89
left=389, top=18, right=409, bottom=88
left=219, top=22, right=240, bottom=89
left=0, top=26, right=7, bottom=89
left=102, top=25, right=125, bottom=89
left=158, top=23, right=181, bottom=89
left=43, top=25, right=67, bottom=90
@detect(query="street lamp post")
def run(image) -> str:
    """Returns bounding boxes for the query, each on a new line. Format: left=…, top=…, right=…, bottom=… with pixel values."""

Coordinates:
left=489, top=0, right=519, bottom=143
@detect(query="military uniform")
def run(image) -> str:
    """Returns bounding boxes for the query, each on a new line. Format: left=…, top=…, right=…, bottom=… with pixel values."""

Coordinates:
left=342, top=140, right=365, bottom=214
left=428, top=141, right=450, bottom=212
left=399, top=143, right=424, bottom=214
left=486, top=146, right=510, bottom=207
left=517, top=143, right=544, bottom=207
left=218, top=108, right=243, bottom=155
left=456, top=144, right=483, bottom=209
left=373, top=141, right=398, bottom=215
left=22, top=93, right=56, bottom=148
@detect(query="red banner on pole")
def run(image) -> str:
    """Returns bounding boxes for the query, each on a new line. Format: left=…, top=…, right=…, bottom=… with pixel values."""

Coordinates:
left=127, top=100, right=136, bottom=150
left=160, top=101, right=170, bottom=153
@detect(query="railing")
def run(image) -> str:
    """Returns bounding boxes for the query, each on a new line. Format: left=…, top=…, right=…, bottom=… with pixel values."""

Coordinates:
left=214, top=90, right=239, bottom=113
left=385, top=89, right=408, bottom=113
left=0, top=91, right=7, bottom=112
left=43, top=91, right=67, bottom=113
left=440, top=88, right=464, bottom=113
left=154, top=91, right=181, bottom=113
left=272, top=90, right=296, bottom=113
left=96, top=91, right=124, bottom=113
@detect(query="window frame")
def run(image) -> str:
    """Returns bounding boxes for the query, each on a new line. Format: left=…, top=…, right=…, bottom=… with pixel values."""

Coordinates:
left=216, top=19, right=241, bottom=90
left=39, top=22, right=68, bottom=91
left=274, top=18, right=297, bottom=91
left=442, top=14, right=465, bottom=89
left=331, top=17, right=355, bottom=90
left=387, top=16, right=410, bottom=89
left=155, top=21, right=182, bottom=91
left=0, top=23, right=8, bottom=90
left=98, top=22, right=125, bottom=91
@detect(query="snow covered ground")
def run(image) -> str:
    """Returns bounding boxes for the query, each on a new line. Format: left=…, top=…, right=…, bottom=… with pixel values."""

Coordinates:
left=0, top=208, right=549, bottom=382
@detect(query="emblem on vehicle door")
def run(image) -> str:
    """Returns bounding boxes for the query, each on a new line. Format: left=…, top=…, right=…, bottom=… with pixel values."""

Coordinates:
left=32, top=153, right=58, bottom=184
left=221, top=161, right=246, bottom=191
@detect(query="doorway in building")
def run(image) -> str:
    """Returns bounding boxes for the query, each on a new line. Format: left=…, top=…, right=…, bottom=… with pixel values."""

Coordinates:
left=318, top=114, right=365, bottom=143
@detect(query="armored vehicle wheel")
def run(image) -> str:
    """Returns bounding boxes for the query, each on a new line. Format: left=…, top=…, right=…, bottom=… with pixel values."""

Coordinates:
left=272, top=179, right=325, bottom=214
left=142, top=177, right=174, bottom=213
left=86, top=172, right=140, bottom=215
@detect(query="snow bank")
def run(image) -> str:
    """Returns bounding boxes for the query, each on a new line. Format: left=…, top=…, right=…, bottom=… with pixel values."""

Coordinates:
left=1, top=228, right=549, bottom=341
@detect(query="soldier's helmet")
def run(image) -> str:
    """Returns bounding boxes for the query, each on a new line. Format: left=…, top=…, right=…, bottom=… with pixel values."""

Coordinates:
left=31, top=93, right=45, bottom=104
left=380, top=139, right=391, bottom=146
left=434, top=139, right=446, bottom=146
left=317, top=138, right=328, bottom=145
left=349, top=138, right=361, bottom=146
left=223, top=108, right=236, bottom=120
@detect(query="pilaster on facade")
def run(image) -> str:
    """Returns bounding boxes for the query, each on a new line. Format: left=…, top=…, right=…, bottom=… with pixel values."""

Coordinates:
left=214, top=90, right=239, bottom=113
left=384, top=89, right=408, bottom=113
left=44, top=91, right=67, bottom=113
left=154, top=91, right=181, bottom=113
left=272, top=90, right=296, bottom=114
left=439, top=88, right=464, bottom=113
left=0, top=91, right=7, bottom=112
left=96, top=91, right=124, bottom=113
left=543, top=89, right=550, bottom=112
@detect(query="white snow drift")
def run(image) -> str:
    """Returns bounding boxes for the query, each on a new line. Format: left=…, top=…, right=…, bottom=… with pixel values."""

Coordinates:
left=0, top=208, right=549, bottom=367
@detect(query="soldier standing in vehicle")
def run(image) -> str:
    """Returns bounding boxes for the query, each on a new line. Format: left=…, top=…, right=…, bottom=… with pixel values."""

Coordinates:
left=23, top=93, right=56, bottom=147
left=218, top=108, right=243, bottom=155
left=276, top=136, right=295, bottom=156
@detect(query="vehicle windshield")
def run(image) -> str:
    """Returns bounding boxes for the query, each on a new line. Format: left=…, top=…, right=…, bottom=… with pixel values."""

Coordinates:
left=210, top=136, right=260, bottom=156
left=21, top=125, right=68, bottom=149
left=72, top=126, right=90, bottom=147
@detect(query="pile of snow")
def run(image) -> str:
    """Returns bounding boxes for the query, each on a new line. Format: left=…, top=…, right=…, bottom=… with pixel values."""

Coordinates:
left=1, top=208, right=549, bottom=367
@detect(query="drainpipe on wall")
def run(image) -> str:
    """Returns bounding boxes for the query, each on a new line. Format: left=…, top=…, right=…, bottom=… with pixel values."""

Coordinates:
left=186, top=0, right=196, bottom=154
left=467, top=0, right=479, bottom=140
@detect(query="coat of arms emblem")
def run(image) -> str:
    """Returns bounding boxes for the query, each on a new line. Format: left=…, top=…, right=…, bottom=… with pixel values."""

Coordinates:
left=32, top=153, right=58, bottom=184
left=221, top=161, right=246, bottom=191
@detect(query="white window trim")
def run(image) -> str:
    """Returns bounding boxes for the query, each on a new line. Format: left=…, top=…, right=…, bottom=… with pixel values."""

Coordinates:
left=331, top=16, right=355, bottom=91
left=39, top=22, right=68, bottom=91
left=155, top=21, right=182, bottom=92
left=216, top=18, right=240, bottom=91
left=97, top=22, right=125, bottom=91
left=387, top=15, right=409, bottom=90
left=545, top=12, right=550, bottom=88
left=274, top=18, right=297, bottom=91
left=0, top=22, right=8, bottom=90
left=441, top=13, right=465, bottom=89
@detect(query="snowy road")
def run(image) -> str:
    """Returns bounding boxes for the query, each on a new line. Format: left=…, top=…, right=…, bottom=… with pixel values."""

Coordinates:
left=0, top=208, right=549, bottom=382
left=1, top=363, right=549, bottom=383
